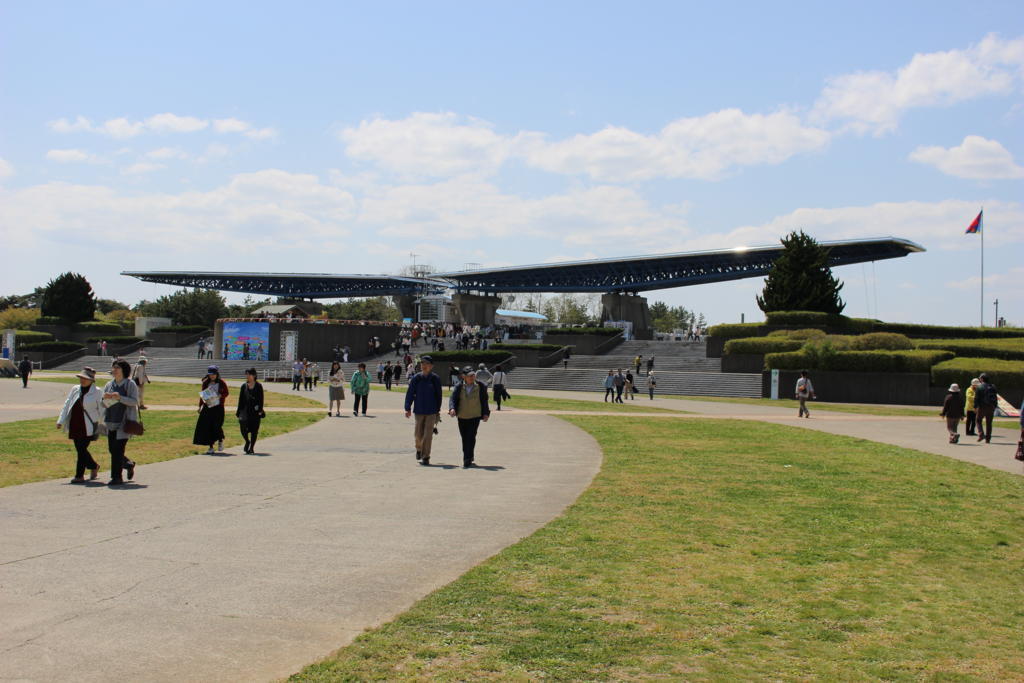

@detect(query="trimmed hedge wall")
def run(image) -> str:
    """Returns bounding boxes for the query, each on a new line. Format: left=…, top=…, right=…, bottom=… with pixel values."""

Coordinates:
left=848, top=332, right=913, bottom=351
left=931, top=357, right=1024, bottom=394
left=705, top=323, right=769, bottom=340
left=544, top=327, right=622, bottom=336
left=74, top=321, right=123, bottom=333
left=150, top=325, right=209, bottom=333
left=915, top=338, right=1024, bottom=361
left=766, top=349, right=954, bottom=373
left=20, top=341, right=87, bottom=352
left=750, top=311, right=1024, bottom=339
left=490, top=343, right=563, bottom=352
left=723, top=337, right=804, bottom=355
left=15, top=330, right=54, bottom=342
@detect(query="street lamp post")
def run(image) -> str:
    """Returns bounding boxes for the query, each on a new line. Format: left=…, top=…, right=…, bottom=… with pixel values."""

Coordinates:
left=994, top=298, right=999, bottom=328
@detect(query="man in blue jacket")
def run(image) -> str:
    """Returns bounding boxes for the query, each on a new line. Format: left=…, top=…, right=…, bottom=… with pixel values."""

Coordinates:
left=449, top=366, right=491, bottom=468
left=404, top=355, right=443, bottom=465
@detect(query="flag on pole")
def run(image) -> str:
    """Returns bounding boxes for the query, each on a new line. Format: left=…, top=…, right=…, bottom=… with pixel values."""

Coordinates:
left=965, top=210, right=983, bottom=234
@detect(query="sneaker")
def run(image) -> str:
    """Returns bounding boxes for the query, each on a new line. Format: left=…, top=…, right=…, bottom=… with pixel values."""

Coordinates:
left=126, top=460, right=135, bottom=481
left=107, top=480, right=125, bottom=486
left=327, top=411, right=332, bottom=417
left=353, top=411, right=358, bottom=416
left=420, top=458, right=429, bottom=466
left=954, top=434, right=960, bottom=443
left=217, top=440, right=224, bottom=452
left=205, top=447, right=215, bottom=455
left=416, top=450, right=422, bottom=460
left=464, top=462, right=478, bottom=468
left=70, top=477, right=86, bottom=484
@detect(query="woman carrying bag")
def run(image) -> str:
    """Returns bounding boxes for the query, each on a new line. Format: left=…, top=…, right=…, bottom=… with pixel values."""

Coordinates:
left=236, top=368, right=265, bottom=454
left=56, top=366, right=104, bottom=483
left=193, top=365, right=229, bottom=454
left=101, top=360, right=141, bottom=485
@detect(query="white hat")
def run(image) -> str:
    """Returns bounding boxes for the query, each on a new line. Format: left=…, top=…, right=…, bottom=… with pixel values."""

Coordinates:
left=948, top=383, right=960, bottom=392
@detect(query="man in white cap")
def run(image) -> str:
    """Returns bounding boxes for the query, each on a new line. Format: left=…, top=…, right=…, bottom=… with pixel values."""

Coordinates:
left=449, top=366, right=491, bottom=468
left=404, top=355, right=443, bottom=465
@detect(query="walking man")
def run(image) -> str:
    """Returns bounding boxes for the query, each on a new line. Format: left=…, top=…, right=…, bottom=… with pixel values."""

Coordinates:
left=795, top=370, right=816, bottom=418
left=975, top=373, right=997, bottom=443
left=18, top=355, right=32, bottom=388
left=291, top=358, right=304, bottom=391
left=647, top=371, right=657, bottom=400
left=405, top=355, right=443, bottom=465
left=614, top=369, right=626, bottom=403
left=563, top=347, right=571, bottom=369
left=492, top=366, right=508, bottom=410
left=475, top=363, right=493, bottom=388
left=197, top=337, right=206, bottom=359
left=646, top=355, right=654, bottom=376
left=449, top=367, right=490, bottom=468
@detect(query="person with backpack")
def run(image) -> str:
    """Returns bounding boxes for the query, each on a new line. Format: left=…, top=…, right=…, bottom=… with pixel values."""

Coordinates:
left=975, top=373, right=998, bottom=443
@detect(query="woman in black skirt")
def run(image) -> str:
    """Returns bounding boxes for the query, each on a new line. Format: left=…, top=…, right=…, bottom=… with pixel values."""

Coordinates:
left=236, top=368, right=265, bottom=454
left=193, top=365, right=229, bottom=454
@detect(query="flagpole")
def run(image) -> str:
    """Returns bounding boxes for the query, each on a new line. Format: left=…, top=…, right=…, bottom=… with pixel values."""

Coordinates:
left=980, top=207, right=984, bottom=327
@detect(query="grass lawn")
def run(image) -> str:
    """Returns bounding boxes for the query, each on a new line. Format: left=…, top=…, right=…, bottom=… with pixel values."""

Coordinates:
left=496, top=394, right=682, bottom=413
left=293, top=417, right=1024, bottom=681
left=0, top=411, right=322, bottom=487
left=667, top=394, right=940, bottom=417
left=36, top=376, right=324, bottom=409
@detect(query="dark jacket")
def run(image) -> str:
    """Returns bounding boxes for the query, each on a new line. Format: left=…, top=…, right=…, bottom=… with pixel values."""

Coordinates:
left=940, top=392, right=964, bottom=419
left=18, top=359, right=31, bottom=377
left=449, top=382, right=491, bottom=418
left=405, top=371, right=443, bottom=414
left=236, top=382, right=265, bottom=420
left=975, top=381, right=998, bottom=409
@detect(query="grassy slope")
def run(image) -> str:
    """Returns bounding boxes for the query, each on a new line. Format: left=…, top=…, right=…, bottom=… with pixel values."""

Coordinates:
left=0, top=411, right=322, bottom=487
left=293, top=417, right=1024, bottom=681
left=36, top=376, right=324, bottom=409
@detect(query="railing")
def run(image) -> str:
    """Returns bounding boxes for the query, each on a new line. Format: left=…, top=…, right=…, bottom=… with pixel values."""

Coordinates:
left=592, top=331, right=626, bottom=355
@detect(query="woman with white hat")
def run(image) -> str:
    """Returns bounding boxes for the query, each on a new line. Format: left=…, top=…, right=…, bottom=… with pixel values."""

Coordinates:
left=56, top=366, right=104, bottom=483
left=940, top=383, right=965, bottom=444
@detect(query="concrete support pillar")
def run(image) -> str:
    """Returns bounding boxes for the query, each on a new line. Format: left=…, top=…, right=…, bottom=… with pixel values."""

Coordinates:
left=601, top=293, right=653, bottom=340
left=392, top=295, right=417, bottom=321
left=451, top=293, right=501, bottom=327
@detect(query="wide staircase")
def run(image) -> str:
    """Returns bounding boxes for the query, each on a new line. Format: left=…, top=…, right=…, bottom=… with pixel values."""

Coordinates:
left=53, top=341, right=762, bottom=399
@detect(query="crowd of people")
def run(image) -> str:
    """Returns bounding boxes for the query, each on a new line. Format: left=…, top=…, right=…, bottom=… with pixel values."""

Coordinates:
left=602, top=368, right=657, bottom=401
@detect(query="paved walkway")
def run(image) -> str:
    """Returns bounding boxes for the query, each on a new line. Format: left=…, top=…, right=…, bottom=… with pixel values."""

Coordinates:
left=1, top=375, right=1021, bottom=682
left=0, top=379, right=602, bottom=682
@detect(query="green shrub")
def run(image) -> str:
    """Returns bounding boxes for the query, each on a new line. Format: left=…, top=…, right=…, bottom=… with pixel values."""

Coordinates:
left=490, top=343, right=563, bottom=352
left=35, top=315, right=67, bottom=326
left=764, top=311, right=839, bottom=327
left=931, top=357, right=1024, bottom=394
left=73, top=321, right=123, bottom=333
left=706, top=323, right=769, bottom=340
left=15, top=330, right=54, bottom=342
left=427, top=350, right=514, bottom=363
left=873, top=321, right=1024, bottom=339
left=20, top=341, right=86, bottom=352
left=849, top=332, right=913, bottom=351
left=150, top=325, right=210, bottom=333
left=723, top=337, right=804, bottom=355
left=85, top=336, right=145, bottom=345
left=915, top=338, right=1024, bottom=361
left=767, top=349, right=954, bottom=373
left=767, top=328, right=827, bottom=340
left=545, top=327, right=622, bottom=336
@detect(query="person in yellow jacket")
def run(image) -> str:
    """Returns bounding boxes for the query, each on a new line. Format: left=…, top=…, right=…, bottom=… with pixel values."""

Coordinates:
left=964, top=377, right=980, bottom=436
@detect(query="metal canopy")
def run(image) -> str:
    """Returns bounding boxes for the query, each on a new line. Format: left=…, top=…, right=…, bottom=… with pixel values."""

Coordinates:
left=122, top=237, right=924, bottom=298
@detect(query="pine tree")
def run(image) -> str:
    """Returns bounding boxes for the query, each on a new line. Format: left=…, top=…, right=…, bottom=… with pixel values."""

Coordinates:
left=40, top=272, right=96, bottom=323
left=756, top=231, right=845, bottom=314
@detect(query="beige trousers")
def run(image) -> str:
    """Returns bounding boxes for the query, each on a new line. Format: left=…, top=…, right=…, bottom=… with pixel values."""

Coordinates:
left=414, top=413, right=439, bottom=458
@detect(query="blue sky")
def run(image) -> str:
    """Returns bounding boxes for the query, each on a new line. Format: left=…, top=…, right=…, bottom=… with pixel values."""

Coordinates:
left=1, top=1, right=1022, bottom=325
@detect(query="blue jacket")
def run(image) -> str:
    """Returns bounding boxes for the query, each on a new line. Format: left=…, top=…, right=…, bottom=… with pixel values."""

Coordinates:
left=405, top=372, right=443, bottom=414
left=449, top=382, right=490, bottom=418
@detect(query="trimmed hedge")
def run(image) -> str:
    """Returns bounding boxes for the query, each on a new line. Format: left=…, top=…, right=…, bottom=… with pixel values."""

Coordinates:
left=766, top=349, right=954, bottom=373
left=36, top=316, right=67, bottom=325
left=723, top=337, right=804, bottom=355
left=874, top=321, right=1024, bottom=339
left=915, top=338, right=1024, bottom=361
left=85, top=336, right=145, bottom=344
left=759, top=311, right=1024, bottom=339
left=767, top=328, right=827, bottom=340
left=20, top=341, right=87, bottom=352
left=931, top=357, right=1024, bottom=394
left=490, top=343, right=563, bottom=352
left=848, top=332, right=913, bottom=351
left=15, top=330, right=54, bottom=342
left=150, top=325, right=209, bottom=333
left=764, top=311, right=839, bottom=327
left=427, top=350, right=514, bottom=363
left=545, top=327, right=622, bottom=336
left=706, top=323, right=769, bottom=340
left=74, top=321, right=123, bottom=333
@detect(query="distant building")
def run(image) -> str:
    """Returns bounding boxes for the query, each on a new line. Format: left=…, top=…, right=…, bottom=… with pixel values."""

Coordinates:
left=494, top=309, right=548, bottom=326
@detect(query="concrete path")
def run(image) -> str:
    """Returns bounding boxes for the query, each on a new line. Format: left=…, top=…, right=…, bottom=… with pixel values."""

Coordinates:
left=0, top=381, right=602, bottom=682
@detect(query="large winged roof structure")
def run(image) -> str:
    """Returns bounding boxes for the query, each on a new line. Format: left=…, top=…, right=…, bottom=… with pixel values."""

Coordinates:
left=123, top=237, right=923, bottom=298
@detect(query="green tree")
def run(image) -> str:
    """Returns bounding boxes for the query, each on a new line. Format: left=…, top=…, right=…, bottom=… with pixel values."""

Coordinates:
left=136, top=288, right=228, bottom=327
left=324, top=297, right=400, bottom=321
left=41, top=272, right=96, bottom=323
left=756, top=231, right=845, bottom=315
left=226, top=296, right=273, bottom=318
left=96, top=298, right=130, bottom=315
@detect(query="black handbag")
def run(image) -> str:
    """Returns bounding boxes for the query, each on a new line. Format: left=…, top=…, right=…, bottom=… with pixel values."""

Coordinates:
left=123, top=419, right=144, bottom=436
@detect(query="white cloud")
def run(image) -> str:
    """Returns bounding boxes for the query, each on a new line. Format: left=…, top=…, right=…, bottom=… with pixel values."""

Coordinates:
left=121, top=161, right=165, bottom=175
left=525, top=109, right=830, bottom=181
left=0, top=157, right=14, bottom=180
left=46, top=148, right=104, bottom=164
left=339, top=110, right=828, bottom=182
left=340, top=112, right=529, bottom=178
left=0, top=170, right=357, bottom=254
left=48, top=113, right=272, bottom=139
left=910, top=135, right=1024, bottom=179
left=812, top=33, right=1024, bottom=134
left=946, top=266, right=1024, bottom=290
left=146, top=147, right=189, bottom=160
